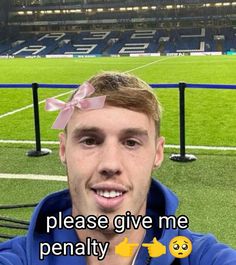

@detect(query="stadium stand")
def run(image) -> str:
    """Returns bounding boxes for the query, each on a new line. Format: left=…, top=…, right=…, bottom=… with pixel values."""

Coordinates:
left=0, top=0, right=236, bottom=56
left=1, top=27, right=235, bottom=56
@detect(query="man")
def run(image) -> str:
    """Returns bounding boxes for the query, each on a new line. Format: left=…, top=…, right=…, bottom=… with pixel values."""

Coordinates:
left=0, top=72, right=235, bottom=264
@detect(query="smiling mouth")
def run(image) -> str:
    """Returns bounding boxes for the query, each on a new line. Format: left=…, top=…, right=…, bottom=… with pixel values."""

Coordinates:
left=91, top=184, right=127, bottom=210
left=95, top=190, right=124, bottom=198
left=91, top=183, right=128, bottom=198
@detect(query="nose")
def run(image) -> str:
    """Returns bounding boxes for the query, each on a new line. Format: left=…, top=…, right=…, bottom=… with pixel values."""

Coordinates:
left=98, top=142, right=122, bottom=178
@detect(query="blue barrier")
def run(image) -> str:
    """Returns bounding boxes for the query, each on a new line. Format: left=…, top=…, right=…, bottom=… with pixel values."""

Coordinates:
left=150, top=84, right=179, bottom=89
left=1, top=82, right=236, bottom=160
left=0, top=84, right=77, bottom=89
left=0, top=84, right=32, bottom=88
left=37, top=84, right=78, bottom=89
left=186, top=84, right=236, bottom=89
left=1, top=83, right=236, bottom=89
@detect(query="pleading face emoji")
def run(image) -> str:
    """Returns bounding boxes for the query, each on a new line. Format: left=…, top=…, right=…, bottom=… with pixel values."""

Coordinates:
left=169, top=236, right=192, bottom=258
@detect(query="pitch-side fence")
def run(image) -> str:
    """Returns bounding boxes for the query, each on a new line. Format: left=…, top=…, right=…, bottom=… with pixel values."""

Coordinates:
left=1, top=82, right=236, bottom=163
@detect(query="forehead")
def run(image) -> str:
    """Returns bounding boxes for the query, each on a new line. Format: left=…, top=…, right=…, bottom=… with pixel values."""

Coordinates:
left=66, top=106, right=155, bottom=136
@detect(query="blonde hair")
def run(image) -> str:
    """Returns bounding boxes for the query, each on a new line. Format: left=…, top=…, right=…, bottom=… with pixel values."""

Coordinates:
left=70, top=71, right=162, bottom=136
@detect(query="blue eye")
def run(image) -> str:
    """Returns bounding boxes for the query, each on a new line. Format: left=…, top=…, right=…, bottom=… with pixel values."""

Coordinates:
left=126, top=140, right=137, bottom=146
left=80, top=137, right=101, bottom=146
left=123, top=138, right=141, bottom=148
left=83, top=138, right=96, bottom=145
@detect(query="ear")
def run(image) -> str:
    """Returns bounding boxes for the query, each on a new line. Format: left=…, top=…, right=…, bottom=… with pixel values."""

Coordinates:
left=153, top=136, right=165, bottom=169
left=59, top=132, right=66, bottom=165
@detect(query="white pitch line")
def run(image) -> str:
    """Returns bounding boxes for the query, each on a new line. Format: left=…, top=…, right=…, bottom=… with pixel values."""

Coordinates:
left=0, top=139, right=236, bottom=151
left=0, top=140, right=59, bottom=145
left=165, top=144, right=236, bottom=151
left=124, top=57, right=171, bottom=73
left=0, top=90, right=73, bottom=119
left=0, top=104, right=33, bottom=119
left=0, top=173, right=67, bottom=181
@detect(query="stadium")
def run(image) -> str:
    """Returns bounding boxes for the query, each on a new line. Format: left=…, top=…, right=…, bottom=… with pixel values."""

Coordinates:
left=0, top=0, right=235, bottom=256
left=0, top=0, right=236, bottom=56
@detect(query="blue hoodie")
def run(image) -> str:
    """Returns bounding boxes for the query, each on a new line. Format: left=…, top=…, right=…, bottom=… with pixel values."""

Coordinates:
left=0, top=179, right=235, bottom=265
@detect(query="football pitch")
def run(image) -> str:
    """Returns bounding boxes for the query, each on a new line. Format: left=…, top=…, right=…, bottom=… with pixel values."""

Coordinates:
left=0, top=55, right=235, bottom=248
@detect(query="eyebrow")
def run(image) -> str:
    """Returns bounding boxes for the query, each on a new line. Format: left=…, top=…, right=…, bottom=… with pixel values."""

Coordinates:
left=72, top=127, right=104, bottom=138
left=119, top=128, right=149, bottom=138
left=71, top=127, right=149, bottom=138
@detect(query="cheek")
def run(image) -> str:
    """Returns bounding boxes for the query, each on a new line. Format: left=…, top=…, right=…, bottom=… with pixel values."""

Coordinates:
left=65, top=146, right=84, bottom=168
left=130, top=156, right=153, bottom=185
left=66, top=148, right=97, bottom=181
left=133, top=150, right=156, bottom=175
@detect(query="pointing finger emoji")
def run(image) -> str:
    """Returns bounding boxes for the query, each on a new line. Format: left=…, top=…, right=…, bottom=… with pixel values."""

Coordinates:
left=142, top=237, right=166, bottom=258
left=115, top=237, right=139, bottom=257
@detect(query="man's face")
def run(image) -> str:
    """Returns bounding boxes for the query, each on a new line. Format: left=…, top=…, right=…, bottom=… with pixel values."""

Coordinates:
left=59, top=106, right=164, bottom=228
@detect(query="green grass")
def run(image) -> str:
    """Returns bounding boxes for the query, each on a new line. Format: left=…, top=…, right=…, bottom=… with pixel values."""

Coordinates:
left=0, top=56, right=236, bottom=249
left=0, top=56, right=236, bottom=84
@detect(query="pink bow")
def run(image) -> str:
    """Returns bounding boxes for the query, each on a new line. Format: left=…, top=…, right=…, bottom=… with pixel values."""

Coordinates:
left=45, top=82, right=106, bottom=129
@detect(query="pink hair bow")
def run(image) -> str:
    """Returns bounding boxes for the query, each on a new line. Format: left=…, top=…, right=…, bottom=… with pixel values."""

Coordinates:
left=45, top=82, right=106, bottom=129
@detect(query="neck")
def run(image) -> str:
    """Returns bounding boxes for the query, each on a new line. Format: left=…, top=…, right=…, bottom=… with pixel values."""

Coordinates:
left=76, top=226, right=146, bottom=265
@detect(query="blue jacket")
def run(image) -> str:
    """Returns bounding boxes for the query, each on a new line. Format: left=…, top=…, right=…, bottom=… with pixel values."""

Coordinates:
left=0, top=179, right=235, bottom=265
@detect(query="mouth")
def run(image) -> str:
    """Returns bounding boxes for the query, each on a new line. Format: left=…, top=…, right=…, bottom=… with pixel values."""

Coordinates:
left=95, top=190, right=123, bottom=198
left=91, top=183, right=128, bottom=211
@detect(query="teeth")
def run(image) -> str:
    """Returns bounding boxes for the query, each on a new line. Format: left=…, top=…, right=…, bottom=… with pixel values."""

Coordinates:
left=96, top=190, right=123, bottom=198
